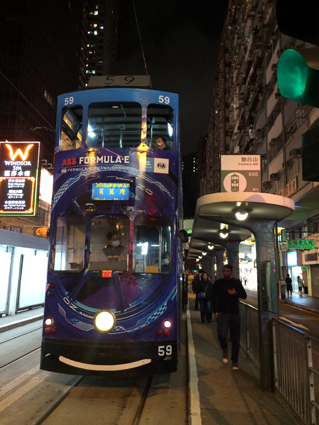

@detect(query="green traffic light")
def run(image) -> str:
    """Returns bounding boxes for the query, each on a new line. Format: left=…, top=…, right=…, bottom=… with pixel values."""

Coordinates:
left=277, top=49, right=319, bottom=107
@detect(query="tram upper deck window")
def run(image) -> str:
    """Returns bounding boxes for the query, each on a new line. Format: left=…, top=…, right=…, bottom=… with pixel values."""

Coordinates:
left=60, top=106, right=83, bottom=150
left=52, top=215, right=86, bottom=272
left=133, top=216, right=171, bottom=273
left=87, top=102, right=142, bottom=148
left=147, top=104, right=174, bottom=150
left=88, top=216, right=129, bottom=272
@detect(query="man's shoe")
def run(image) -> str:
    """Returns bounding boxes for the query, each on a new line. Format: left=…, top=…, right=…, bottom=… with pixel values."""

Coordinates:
left=232, top=362, right=239, bottom=371
left=222, top=348, right=228, bottom=364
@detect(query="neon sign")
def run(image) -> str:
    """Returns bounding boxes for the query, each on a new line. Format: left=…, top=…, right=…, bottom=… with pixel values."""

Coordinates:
left=5, top=143, right=34, bottom=161
left=0, top=141, right=40, bottom=216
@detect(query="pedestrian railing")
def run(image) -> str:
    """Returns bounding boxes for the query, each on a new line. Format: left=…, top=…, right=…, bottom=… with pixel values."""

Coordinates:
left=240, top=302, right=319, bottom=425
left=240, top=302, right=260, bottom=370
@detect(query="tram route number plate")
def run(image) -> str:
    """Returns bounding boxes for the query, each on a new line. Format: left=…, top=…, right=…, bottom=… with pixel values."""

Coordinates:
left=158, top=345, right=173, bottom=356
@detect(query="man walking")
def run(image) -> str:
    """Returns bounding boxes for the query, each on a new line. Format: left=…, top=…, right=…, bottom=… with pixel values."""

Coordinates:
left=285, top=274, right=292, bottom=298
left=192, top=269, right=203, bottom=310
left=212, top=264, right=247, bottom=371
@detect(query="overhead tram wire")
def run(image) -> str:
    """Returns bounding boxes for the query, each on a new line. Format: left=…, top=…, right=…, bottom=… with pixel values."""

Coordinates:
left=132, top=0, right=149, bottom=75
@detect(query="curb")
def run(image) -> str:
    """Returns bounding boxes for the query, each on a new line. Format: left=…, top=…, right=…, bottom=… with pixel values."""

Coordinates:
left=0, top=314, right=43, bottom=333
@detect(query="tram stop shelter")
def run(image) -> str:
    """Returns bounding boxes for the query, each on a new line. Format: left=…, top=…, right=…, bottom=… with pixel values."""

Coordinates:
left=188, top=192, right=295, bottom=391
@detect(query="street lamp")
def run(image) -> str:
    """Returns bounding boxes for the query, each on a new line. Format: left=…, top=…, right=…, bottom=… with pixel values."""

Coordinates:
left=219, top=230, right=229, bottom=238
left=235, top=209, right=249, bottom=221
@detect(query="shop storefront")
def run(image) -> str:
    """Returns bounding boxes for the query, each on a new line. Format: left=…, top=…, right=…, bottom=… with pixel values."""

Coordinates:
left=0, top=229, right=49, bottom=316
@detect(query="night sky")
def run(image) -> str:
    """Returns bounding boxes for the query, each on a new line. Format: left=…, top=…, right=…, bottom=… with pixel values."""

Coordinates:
left=117, top=0, right=229, bottom=156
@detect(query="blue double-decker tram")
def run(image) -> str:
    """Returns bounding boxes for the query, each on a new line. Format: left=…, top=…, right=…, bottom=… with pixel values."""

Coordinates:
left=40, top=76, right=185, bottom=376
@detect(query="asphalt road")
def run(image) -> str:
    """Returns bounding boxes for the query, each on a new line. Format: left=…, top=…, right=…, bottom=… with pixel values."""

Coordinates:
left=245, top=290, right=319, bottom=340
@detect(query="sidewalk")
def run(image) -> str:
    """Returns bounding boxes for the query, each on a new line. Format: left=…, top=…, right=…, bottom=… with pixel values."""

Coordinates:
left=0, top=307, right=43, bottom=333
left=280, top=291, right=319, bottom=314
left=187, top=294, right=303, bottom=425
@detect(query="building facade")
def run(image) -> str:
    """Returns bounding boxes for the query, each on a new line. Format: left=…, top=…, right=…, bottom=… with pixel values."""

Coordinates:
left=203, top=0, right=319, bottom=296
left=85, top=0, right=119, bottom=84
left=0, top=0, right=87, bottom=163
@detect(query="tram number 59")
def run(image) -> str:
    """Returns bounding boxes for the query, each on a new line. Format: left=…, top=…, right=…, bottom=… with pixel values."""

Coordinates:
left=64, top=96, right=74, bottom=105
left=158, top=95, right=170, bottom=104
left=158, top=345, right=173, bottom=357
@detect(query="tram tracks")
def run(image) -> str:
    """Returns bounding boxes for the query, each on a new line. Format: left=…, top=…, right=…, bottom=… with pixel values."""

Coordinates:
left=0, top=326, right=42, bottom=345
left=0, top=347, right=40, bottom=372
left=0, top=325, right=42, bottom=371
left=30, top=374, right=154, bottom=425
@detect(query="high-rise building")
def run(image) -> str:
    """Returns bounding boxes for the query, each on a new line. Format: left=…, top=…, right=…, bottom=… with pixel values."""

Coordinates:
left=0, top=0, right=87, bottom=163
left=85, top=0, right=119, bottom=84
left=204, top=0, right=319, bottom=296
left=182, top=150, right=200, bottom=218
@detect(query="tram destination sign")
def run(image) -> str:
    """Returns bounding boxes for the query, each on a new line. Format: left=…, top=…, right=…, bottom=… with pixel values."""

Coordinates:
left=0, top=141, right=40, bottom=216
left=221, top=155, right=261, bottom=192
left=92, top=182, right=130, bottom=201
left=287, top=239, right=315, bottom=250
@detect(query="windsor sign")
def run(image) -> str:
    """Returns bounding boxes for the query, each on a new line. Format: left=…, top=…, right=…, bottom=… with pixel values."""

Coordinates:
left=0, top=141, right=40, bottom=216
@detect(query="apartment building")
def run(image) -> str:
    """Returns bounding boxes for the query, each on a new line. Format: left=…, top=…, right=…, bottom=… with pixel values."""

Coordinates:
left=202, top=0, right=319, bottom=296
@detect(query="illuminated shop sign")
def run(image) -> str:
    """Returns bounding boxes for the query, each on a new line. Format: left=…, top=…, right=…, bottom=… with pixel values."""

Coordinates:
left=287, top=251, right=298, bottom=267
left=92, top=182, right=130, bottom=201
left=0, top=141, right=40, bottom=216
left=287, top=239, right=315, bottom=250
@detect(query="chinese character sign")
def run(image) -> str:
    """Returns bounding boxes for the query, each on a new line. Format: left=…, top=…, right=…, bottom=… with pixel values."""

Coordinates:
left=0, top=141, right=40, bottom=216
left=220, top=155, right=261, bottom=192
left=92, top=182, right=130, bottom=201
left=287, top=239, right=315, bottom=250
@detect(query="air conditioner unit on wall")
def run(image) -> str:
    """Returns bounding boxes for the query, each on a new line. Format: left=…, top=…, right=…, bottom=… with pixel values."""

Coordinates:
left=290, top=148, right=302, bottom=158
left=263, top=180, right=272, bottom=189
left=282, top=159, right=293, bottom=169
left=275, top=91, right=281, bottom=99
left=270, top=173, right=280, bottom=181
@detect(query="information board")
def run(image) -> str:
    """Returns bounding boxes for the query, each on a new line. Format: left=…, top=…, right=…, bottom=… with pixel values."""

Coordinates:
left=220, top=155, right=261, bottom=192
left=0, top=141, right=40, bottom=216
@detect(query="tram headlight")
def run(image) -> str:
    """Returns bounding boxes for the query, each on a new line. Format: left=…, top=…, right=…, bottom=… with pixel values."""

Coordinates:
left=93, top=310, right=116, bottom=333
left=45, top=318, right=54, bottom=326
left=164, top=320, right=171, bottom=328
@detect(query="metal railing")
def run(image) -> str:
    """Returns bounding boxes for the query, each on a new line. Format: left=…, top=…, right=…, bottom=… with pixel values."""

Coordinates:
left=240, top=302, right=319, bottom=424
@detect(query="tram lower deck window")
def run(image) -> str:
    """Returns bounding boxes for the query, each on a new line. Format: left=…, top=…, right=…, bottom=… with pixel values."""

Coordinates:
left=52, top=215, right=86, bottom=271
left=88, top=216, right=129, bottom=272
left=133, top=216, right=171, bottom=273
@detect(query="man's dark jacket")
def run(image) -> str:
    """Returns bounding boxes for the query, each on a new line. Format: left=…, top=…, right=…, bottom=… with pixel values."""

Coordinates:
left=212, top=277, right=247, bottom=314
